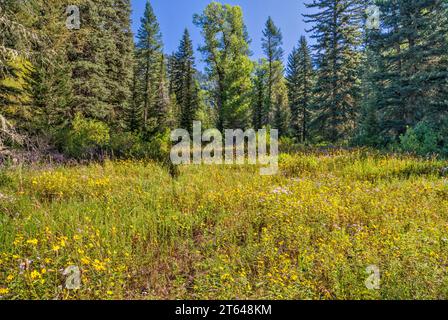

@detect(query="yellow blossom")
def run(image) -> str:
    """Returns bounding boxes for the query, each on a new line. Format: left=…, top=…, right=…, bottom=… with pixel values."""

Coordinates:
left=0, top=288, right=9, bottom=295
left=30, top=270, right=41, bottom=280
left=26, top=239, right=39, bottom=246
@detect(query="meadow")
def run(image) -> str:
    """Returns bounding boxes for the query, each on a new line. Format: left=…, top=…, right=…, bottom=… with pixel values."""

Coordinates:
left=0, top=150, right=448, bottom=300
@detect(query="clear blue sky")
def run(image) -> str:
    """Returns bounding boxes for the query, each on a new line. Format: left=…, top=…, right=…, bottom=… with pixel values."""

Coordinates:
left=130, top=0, right=311, bottom=69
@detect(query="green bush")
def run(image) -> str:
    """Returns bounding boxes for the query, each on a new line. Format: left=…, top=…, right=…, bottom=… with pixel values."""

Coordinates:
left=399, top=122, right=440, bottom=156
left=109, top=131, right=140, bottom=158
left=64, top=113, right=110, bottom=159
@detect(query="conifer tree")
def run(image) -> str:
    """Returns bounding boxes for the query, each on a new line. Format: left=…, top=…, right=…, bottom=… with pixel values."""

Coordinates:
left=368, top=0, right=448, bottom=142
left=304, top=0, right=364, bottom=142
left=102, top=0, right=134, bottom=129
left=153, top=54, right=171, bottom=133
left=286, top=36, right=314, bottom=142
left=262, top=17, right=285, bottom=126
left=134, top=0, right=164, bottom=134
left=170, top=29, right=199, bottom=133
left=252, top=60, right=268, bottom=129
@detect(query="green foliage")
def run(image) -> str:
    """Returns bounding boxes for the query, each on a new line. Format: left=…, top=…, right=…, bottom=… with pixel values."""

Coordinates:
left=64, top=114, right=110, bottom=159
left=170, top=29, right=200, bottom=133
left=194, top=2, right=254, bottom=129
left=367, top=0, right=448, bottom=142
left=262, top=17, right=286, bottom=130
left=133, top=0, right=167, bottom=135
left=399, top=122, right=442, bottom=157
left=304, top=0, right=364, bottom=142
left=286, top=36, right=314, bottom=142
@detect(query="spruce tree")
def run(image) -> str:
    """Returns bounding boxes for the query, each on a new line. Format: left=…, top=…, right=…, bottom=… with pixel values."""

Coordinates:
left=134, top=0, right=164, bottom=134
left=252, top=60, right=268, bottom=129
left=286, top=36, right=314, bottom=142
left=170, top=29, right=199, bottom=133
left=102, top=0, right=134, bottom=129
left=153, top=54, right=171, bottom=133
left=369, top=0, right=448, bottom=142
left=304, top=0, right=364, bottom=142
left=262, top=17, right=285, bottom=126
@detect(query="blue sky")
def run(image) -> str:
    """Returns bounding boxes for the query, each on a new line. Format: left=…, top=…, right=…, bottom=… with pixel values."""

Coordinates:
left=130, top=0, right=311, bottom=69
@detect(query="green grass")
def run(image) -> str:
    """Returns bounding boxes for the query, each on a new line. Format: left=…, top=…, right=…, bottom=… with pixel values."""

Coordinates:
left=1, top=150, right=448, bottom=299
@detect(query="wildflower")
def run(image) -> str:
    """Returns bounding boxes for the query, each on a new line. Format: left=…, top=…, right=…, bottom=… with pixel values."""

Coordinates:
left=92, top=259, right=106, bottom=272
left=6, top=275, right=14, bottom=282
left=0, top=288, right=9, bottom=295
left=30, top=270, right=41, bottom=280
left=52, top=245, right=61, bottom=252
left=13, top=236, right=24, bottom=246
left=26, top=239, right=38, bottom=246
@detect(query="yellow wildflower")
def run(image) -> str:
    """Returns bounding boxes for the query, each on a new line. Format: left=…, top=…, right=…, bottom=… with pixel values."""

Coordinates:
left=30, top=270, right=41, bottom=280
left=0, top=288, right=9, bottom=295
left=26, top=239, right=38, bottom=246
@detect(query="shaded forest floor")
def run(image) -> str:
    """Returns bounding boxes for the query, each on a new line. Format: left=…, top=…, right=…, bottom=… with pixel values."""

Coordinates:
left=1, top=150, right=448, bottom=299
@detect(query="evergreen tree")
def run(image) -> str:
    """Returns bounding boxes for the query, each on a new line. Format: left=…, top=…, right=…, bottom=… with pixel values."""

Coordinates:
left=170, top=29, right=199, bottom=133
left=262, top=17, right=284, bottom=126
left=252, top=60, right=268, bottom=129
left=368, top=0, right=448, bottom=143
left=304, top=0, right=364, bottom=142
left=272, top=76, right=290, bottom=137
left=102, top=0, right=134, bottom=129
left=65, top=0, right=109, bottom=121
left=23, top=0, right=73, bottom=132
left=134, top=0, right=164, bottom=134
left=153, top=54, right=171, bottom=133
left=286, top=36, right=314, bottom=142
left=194, top=2, right=254, bottom=129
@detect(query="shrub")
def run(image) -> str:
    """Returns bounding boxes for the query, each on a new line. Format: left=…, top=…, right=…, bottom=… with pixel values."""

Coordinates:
left=63, top=114, right=110, bottom=159
left=109, top=131, right=140, bottom=158
left=399, top=122, right=439, bottom=156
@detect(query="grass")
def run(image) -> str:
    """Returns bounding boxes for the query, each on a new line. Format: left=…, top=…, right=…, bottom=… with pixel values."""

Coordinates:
left=0, top=149, right=448, bottom=300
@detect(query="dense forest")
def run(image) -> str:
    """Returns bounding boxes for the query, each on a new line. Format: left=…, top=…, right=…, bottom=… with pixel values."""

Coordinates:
left=1, top=0, right=447, bottom=162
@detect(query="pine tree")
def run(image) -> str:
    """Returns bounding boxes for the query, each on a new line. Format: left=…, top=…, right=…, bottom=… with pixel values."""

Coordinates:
left=194, top=2, right=254, bottom=129
left=134, top=0, right=164, bottom=134
left=22, top=0, right=73, bottom=133
left=262, top=17, right=285, bottom=126
left=286, top=36, right=314, bottom=142
left=65, top=0, right=109, bottom=121
left=153, top=54, right=171, bottom=133
left=252, top=60, right=268, bottom=129
left=102, top=0, right=134, bottom=129
left=369, top=0, right=448, bottom=142
left=170, top=29, right=199, bottom=133
left=304, top=0, right=364, bottom=142
left=272, top=76, right=290, bottom=136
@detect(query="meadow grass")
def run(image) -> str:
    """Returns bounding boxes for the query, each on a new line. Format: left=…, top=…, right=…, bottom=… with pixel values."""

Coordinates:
left=0, top=150, right=447, bottom=299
